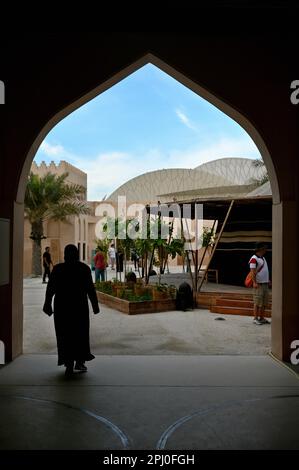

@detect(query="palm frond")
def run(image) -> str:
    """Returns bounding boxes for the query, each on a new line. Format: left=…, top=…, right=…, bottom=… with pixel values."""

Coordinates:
left=45, top=201, right=91, bottom=221
left=25, top=170, right=90, bottom=224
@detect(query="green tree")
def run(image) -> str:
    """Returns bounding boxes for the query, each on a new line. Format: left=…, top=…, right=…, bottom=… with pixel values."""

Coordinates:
left=135, top=216, right=184, bottom=283
left=100, top=215, right=184, bottom=283
left=102, top=216, right=136, bottom=275
left=201, top=226, right=215, bottom=248
left=94, top=238, right=110, bottom=261
left=25, top=171, right=90, bottom=276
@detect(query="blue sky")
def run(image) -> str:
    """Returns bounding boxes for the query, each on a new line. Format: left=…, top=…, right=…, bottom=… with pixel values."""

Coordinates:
left=35, top=63, right=261, bottom=200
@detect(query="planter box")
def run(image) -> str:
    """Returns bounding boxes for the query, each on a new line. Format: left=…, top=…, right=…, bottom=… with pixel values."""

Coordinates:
left=152, top=290, right=170, bottom=301
left=97, top=291, right=176, bottom=315
left=134, top=285, right=148, bottom=296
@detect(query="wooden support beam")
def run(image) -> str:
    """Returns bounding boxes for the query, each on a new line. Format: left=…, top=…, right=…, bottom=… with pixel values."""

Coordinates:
left=197, top=200, right=235, bottom=292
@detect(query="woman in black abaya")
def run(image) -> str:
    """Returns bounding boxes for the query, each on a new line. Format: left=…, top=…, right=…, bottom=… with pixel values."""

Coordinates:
left=43, top=244, right=100, bottom=376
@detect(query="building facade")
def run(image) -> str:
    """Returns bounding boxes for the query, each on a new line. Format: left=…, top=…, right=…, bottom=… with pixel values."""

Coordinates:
left=24, top=161, right=98, bottom=275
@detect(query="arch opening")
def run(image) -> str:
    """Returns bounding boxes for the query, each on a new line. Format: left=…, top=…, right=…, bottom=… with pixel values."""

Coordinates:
left=14, top=54, right=281, bottom=361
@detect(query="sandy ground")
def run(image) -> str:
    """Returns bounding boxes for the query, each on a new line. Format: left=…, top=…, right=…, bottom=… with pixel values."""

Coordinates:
left=23, top=275, right=271, bottom=356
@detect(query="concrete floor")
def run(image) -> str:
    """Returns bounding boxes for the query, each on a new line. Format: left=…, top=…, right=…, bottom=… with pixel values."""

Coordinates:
left=11, top=273, right=290, bottom=450
left=23, top=277, right=271, bottom=355
left=0, top=354, right=299, bottom=449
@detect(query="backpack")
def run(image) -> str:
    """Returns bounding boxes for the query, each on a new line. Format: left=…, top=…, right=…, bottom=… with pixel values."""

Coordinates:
left=176, top=282, right=193, bottom=311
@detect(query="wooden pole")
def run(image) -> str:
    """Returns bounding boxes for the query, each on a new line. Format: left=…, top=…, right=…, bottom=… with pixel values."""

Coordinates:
left=197, top=200, right=235, bottom=292
left=179, top=208, right=196, bottom=292
left=194, top=247, right=198, bottom=305
left=115, top=236, right=118, bottom=282
left=196, top=219, right=217, bottom=286
left=162, top=216, right=174, bottom=273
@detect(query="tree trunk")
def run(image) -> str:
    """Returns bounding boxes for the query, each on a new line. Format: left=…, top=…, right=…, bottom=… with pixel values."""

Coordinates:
left=124, top=249, right=127, bottom=277
left=144, top=252, right=148, bottom=284
left=147, top=249, right=155, bottom=284
left=31, top=220, right=44, bottom=276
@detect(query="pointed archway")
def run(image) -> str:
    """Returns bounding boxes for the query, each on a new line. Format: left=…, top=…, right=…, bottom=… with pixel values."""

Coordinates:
left=3, top=44, right=296, bottom=363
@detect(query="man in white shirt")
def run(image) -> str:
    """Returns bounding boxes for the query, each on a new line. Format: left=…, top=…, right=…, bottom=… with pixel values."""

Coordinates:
left=249, top=242, right=271, bottom=325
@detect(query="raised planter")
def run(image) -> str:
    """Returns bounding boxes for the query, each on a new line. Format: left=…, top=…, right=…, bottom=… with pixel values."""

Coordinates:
left=134, top=284, right=148, bottom=296
left=97, top=291, right=176, bottom=315
left=152, top=289, right=170, bottom=301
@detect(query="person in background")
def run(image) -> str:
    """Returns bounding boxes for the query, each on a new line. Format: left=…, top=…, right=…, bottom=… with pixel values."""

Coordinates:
left=43, top=244, right=100, bottom=376
left=42, top=246, right=53, bottom=284
left=249, top=242, right=271, bottom=325
left=108, top=243, right=116, bottom=270
left=131, top=248, right=139, bottom=271
left=94, top=247, right=106, bottom=282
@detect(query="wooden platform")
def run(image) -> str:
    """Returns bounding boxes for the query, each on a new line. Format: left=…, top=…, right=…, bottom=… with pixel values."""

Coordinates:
left=197, top=284, right=272, bottom=317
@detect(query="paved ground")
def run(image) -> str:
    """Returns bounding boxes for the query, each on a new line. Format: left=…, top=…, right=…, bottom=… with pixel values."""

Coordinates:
left=23, top=275, right=271, bottom=356
left=2, top=271, right=295, bottom=451
left=0, top=355, right=298, bottom=450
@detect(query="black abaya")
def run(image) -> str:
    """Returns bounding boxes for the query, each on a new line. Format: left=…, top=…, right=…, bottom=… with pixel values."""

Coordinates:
left=43, top=261, right=100, bottom=366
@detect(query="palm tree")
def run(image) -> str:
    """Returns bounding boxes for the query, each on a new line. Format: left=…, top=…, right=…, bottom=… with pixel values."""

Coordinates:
left=25, top=171, right=90, bottom=276
left=252, top=158, right=269, bottom=186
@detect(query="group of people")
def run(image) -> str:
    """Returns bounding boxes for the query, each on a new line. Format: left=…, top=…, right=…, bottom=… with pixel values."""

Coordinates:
left=93, top=244, right=140, bottom=282
left=41, top=241, right=271, bottom=377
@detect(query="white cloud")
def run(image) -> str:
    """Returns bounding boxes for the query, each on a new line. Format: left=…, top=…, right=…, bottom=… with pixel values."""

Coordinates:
left=39, top=141, right=66, bottom=158
left=77, top=153, right=134, bottom=200
left=175, top=108, right=197, bottom=131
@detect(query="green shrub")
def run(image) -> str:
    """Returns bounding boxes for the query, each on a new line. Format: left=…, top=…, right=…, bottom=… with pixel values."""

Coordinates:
left=155, top=282, right=169, bottom=292
left=95, top=280, right=112, bottom=295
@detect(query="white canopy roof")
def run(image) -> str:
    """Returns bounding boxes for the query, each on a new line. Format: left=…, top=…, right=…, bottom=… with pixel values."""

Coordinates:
left=107, top=157, right=268, bottom=204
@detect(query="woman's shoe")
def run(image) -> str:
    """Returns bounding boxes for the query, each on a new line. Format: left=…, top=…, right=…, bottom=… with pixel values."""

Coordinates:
left=65, top=367, right=74, bottom=377
left=74, top=362, right=87, bottom=372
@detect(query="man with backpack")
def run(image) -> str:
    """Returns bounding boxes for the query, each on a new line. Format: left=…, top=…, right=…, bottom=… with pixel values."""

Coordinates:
left=249, top=242, right=271, bottom=325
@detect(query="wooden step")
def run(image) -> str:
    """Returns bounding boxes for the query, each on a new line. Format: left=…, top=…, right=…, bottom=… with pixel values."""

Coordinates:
left=199, top=292, right=254, bottom=300
left=196, top=293, right=252, bottom=308
left=215, top=298, right=272, bottom=309
left=210, top=305, right=271, bottom=317
left=215, top=293, right=272, bottom=301
left=196, top=291, right=272, bottom=310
